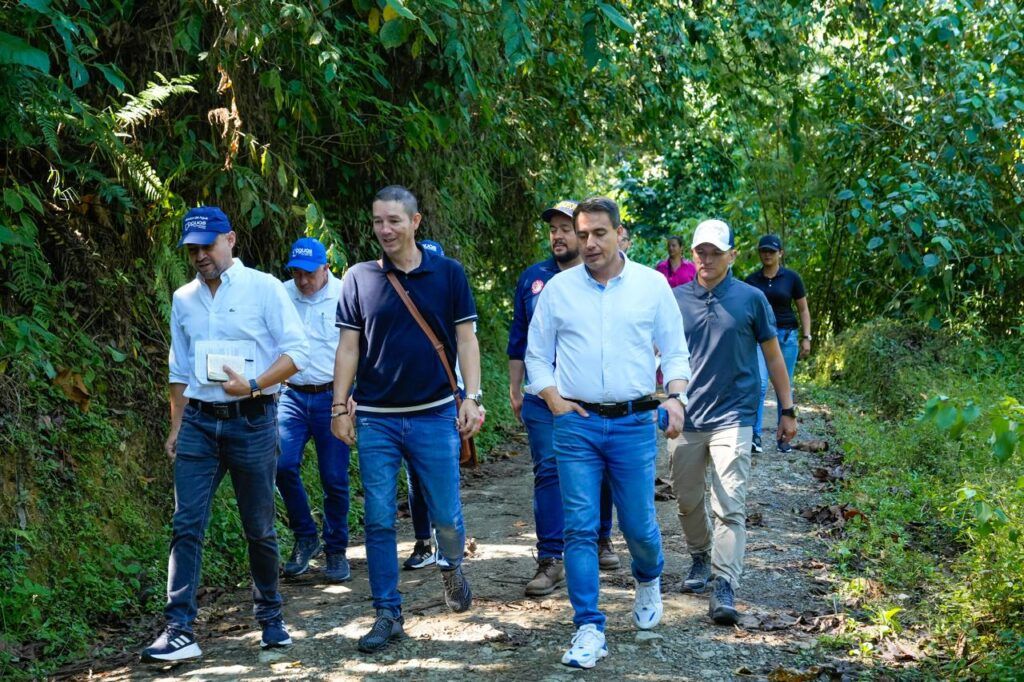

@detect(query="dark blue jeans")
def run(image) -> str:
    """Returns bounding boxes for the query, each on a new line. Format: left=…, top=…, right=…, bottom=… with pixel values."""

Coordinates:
left=356, top=404, right=465, bottom=615
left=554, top=410, right=663, bottom=630
left=407, top=466, right=432, bottom=541
left=276, top=388, right=351, bottom=554
left=165, top=402, right=282, bottom=629
left=522, top=395, right=615, bottom=559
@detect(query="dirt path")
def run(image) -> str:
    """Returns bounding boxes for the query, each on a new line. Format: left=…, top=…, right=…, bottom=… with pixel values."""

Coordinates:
left=78, top=401, right=855, bottom=681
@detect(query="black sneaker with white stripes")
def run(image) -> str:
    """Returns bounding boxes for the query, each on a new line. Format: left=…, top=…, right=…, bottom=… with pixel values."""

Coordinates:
left=441, top=564, right=472, bottom=612
left=141, top=625, right=202, bottom=662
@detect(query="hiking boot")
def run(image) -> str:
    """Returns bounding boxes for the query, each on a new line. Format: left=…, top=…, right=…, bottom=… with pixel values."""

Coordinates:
left=708, top=576, right=739, bottom=625
left=597, top=537, right=620, bottom=571
left=259, top=617, right=292, bottom=649
left=751, top=435, right=763, bottom=454
left=324, top=552, right=351, bottom=583
left=403, top=540, right=436, bottom=570
left=777, top=439, right=793, bottom=453
left=141, top=624, right=201, bottom=662
left=681, top=551, right=712, bottom=593
left=357, top=610, right=404, bottom=653
left=441, top=565, right=473, bottom=612
left=283, top=535, right=322, bottom=577
left=633, top=576, right=663, bottom=630
left=561, top=624, right=608, bottom=669
left=525, top=557, right=564, bottom=597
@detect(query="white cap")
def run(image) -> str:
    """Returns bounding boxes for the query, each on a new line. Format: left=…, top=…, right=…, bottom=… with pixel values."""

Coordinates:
left=691, top=219, right=734, bottom=251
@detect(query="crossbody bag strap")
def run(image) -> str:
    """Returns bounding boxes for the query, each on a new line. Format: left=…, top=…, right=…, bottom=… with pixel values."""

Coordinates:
left=384, top=270, right=461, bottom=399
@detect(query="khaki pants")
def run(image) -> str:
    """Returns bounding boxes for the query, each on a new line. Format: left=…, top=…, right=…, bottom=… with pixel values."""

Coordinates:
left=668, top=426, right=752, bottom=588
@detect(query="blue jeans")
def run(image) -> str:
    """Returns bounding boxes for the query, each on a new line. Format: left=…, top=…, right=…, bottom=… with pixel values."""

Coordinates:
left=755, top=328, right=799, bottom=437
left=406, top=465, right=432, bottom=541
left=165, top=401, right=282, bottom=628
left=522, top=395, right=615, bottom=559
left=276, top=388, right=351, bottom=554
left=356, top=404, right=465, bottom=615
left=553, top=410, right=663, bottom=630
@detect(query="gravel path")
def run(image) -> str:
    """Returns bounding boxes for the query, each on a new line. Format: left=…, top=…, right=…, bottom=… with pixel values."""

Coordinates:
left=77, top=400, right=854, bottom=681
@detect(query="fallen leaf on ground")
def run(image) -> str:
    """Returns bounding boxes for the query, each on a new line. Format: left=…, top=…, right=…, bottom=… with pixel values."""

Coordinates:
left=881, top=639, right=925, bottom=663
left=794, top=439, right=828, bottom=452
left=53, top=368, right=91, bottom=411
left=464, top=537, right=478, bottom=558
left=747, top=511, right=765, bottom=526
left=768, top=665, right=823, bottom=682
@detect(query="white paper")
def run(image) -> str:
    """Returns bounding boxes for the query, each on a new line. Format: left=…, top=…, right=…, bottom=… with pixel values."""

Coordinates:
left=195, top=340, right=257, bottom=385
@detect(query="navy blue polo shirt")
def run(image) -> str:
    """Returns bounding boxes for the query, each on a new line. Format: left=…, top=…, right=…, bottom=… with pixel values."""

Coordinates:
left=744, top=267, right=806, bottom=329
left=674, top=272, right=777, bottom=431
left=507, top=257, right=560, bottom=361
left=336, top=246, right=477, bottom=410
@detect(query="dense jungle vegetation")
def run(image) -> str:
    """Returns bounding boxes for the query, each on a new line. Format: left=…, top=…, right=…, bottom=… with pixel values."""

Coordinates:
left=1, top=0, right=1022, bottom=676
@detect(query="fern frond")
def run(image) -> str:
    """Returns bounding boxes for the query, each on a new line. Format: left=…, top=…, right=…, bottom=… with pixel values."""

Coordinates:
left=114, top=73, right=198, bottom=129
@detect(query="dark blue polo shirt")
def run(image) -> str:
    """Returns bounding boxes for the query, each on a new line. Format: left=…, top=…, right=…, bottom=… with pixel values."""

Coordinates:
left=336, top=245, right=477, bottom=410
left=507, top=257, right=560, bottom=361
left=744, top=267, right=806, bottom=329
left=674, top=272, right=776, bottom=431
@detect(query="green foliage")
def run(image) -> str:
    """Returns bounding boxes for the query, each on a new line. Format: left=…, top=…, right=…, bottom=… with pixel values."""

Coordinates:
left=810, top=321, right=1024, bottom=674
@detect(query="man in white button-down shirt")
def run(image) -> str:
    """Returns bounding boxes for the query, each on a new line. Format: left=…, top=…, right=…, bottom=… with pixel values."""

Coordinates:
left=143, top=207, right=309, bottom=664
left=525, top=196, right=691, bottom=669
left=276, top=238, right=352, bottom=584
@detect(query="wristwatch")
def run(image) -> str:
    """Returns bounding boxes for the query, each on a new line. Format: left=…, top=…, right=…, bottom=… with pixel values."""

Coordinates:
left=779, top=405, right=797, bottom=418
left=249, top=379, right=262, bottom=398
left=666, top=392, right=688, bottom=407
left=802, top=334, right=812, bottom=341
left=465, top=390, right=483, bottom=405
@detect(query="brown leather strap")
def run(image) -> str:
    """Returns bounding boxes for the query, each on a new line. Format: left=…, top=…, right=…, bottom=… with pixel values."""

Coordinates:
left=384, top=270, right=462, bottom=401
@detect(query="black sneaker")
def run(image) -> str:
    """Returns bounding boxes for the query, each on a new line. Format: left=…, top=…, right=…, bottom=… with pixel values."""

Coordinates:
left=141, top=625, right=202, bottom=662
left=283, top=535, right=322, bottom=577
left=777, top=440, right=793, bottom=453
left=751, top=435, right=763, bottom=454
left=403, top=540, right=436, bottom=570
left=324, top=552, right=351, bottom=582
left=441, top=565, right=473, bottom=612
left=260, top=617, right=293, bottom=649
left=708, top=576, right=739, bottom=625
left=681, top=551, right=712, bottom=593
left=357, top=610, right=405, bottom=653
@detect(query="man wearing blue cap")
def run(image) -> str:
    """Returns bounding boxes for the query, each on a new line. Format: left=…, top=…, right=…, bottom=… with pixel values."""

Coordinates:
left=332, top=186, right=483, bottom=653
left=668, top=219, right=797, bottom=626
left=143, top=207, right=309, bottom=663
left=508, top=199, right=621, bottom=599
left=275, top=237, right=352, bottom=582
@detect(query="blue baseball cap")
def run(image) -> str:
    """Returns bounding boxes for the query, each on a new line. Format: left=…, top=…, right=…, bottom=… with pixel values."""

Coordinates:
left=286, top=237, right=328, bottom=271
left=419, top=239, right=445, bottom=256
left=758, top=234, right=783, bottom=251
left=178, top=206, right=232, bottom=247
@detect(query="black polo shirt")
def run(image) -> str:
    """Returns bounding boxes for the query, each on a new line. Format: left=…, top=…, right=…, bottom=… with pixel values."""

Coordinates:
left=336, top=245, right=477, bottom=410
left=744, top=267, right=806, bottom=329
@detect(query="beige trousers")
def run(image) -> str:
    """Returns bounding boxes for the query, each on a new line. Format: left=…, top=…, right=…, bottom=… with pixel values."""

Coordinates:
left=668, top=426, right=752, bottom=588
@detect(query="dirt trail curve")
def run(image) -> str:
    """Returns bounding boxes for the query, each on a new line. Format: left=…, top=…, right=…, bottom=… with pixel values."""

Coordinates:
left=75, top=402, right=855, bottom=681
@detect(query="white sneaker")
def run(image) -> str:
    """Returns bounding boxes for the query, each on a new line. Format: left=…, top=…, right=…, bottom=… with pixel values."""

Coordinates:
left=560, top=624, right=608, bottom=669
left=633, top=576, right=663, bottom=629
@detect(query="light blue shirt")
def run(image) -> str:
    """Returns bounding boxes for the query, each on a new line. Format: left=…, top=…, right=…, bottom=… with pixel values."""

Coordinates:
left=525, top=255, right=691, bottom=403
left=284, top=272, right=342, bottom=386
left=168, top=259, right=309, bottom=401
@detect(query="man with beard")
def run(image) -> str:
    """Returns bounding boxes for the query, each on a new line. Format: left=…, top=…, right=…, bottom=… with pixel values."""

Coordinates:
left=143, top=207, right=309, bottom=662
left=508, top=200, right=620, bottom=598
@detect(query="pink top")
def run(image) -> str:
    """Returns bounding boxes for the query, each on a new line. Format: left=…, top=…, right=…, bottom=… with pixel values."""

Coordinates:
left=655, top=259, right=696, bottom=288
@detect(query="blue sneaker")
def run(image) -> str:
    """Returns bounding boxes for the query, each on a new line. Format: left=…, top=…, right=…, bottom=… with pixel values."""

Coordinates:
left=324, top=552, right=351, bottom=583
left=141, top=625, right=202, bottom=662
left=681, top=551, right=712, bottom=593
left=260, top=617, right=293, bottom=649
left=357, top=610, right=405, bottom=653
left=441, top=565, right=472, bottom=613
left=708, top=576, right=739, bottom=625
left=777, top=440, right=793, bottom=453
left=283, top=535, right=322, bottom=577
left=751, top=435, right=764, bottom=454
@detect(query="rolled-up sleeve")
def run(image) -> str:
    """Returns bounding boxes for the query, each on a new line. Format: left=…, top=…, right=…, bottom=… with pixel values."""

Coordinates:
left=524, top=286, right=557, bottom=395
left=266, top=278, right=310, bottom=370
left=654, top=279, right=691, bottom=385
left=167, top=297, right=191, bottom=385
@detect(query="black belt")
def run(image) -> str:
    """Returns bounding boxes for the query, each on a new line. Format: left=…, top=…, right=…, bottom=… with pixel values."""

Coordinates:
left=189, top=395, right=275, bottom=420
left=285, top=382, right=333, bottom=394
left=573, top=397, right=660, bottom=418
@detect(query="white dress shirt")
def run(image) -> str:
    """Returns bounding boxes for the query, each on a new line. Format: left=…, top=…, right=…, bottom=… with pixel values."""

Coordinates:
left=168, top=259, right=309, bottom=401
left=283, top=272, right=342, bottom=386
left=525, top=255, right=691, bottom=403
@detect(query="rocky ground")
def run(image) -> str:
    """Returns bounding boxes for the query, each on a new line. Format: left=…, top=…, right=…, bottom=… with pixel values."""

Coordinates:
left=63, top=400, right=862, bottom=681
